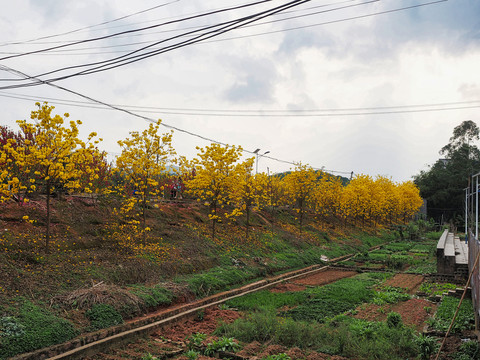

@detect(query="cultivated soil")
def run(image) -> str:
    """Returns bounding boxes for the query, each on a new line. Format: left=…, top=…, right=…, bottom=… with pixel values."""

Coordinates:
left=91, top=269, right=450, bottom=360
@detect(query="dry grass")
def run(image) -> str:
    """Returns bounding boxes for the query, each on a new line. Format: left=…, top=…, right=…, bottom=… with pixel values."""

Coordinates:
left=53, top=282, right=142, bottom=313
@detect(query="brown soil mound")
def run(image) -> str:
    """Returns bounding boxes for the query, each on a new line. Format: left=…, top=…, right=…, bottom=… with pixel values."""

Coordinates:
left=270, top=282, right=307, bottom=293
left=384, top=274, right=424, bottom=294
left=353, top=298, right=435, bottom=331
left=294, top=270, right=357, bottom=286
left=155, top=307, right=242, bottom=342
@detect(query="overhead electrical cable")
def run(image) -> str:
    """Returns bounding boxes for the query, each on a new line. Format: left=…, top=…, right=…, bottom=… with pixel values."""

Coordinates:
left=0, top=1, right=364, bottom=57
left=0, top=0, right=182, bottom=47
left=0, top=0, right=357, bottom=47
left=0, top=0, right=446, bottom=90
left=0, top=64, right=351, bottom=175
left=0, top=0, right=314, bottom=87
left=202, top=0, right=448, bottom=44
left=0, top=0, right=277, bottom=62
left=0, top=90, right=479, bottom=116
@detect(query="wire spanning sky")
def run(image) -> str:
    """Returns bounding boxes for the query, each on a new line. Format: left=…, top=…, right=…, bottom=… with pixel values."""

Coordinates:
left=0, top=0, right=479, bottom=181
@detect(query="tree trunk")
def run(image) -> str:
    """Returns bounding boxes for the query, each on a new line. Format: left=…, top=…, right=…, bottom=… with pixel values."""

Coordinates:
left=142, top=195, right=147, bottom=245
left=212, top=202, right=217, bottom=241
left=46, top=180, right=51, bottom=253
left=246, top=205, right=250, bottom=240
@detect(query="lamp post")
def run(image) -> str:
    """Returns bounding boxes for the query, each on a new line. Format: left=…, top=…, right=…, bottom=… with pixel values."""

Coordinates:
left=253, top=149, right=270, bottom=174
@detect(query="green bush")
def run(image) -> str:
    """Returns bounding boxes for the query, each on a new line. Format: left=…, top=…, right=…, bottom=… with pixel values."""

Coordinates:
left=414, top=334, right=439, bottom=360
left=386, top=312, right=402, bottom=328
left=455, top=340, right=480, bottom=359
left=204, top=337, right=240, bottom=356
left=130, top=284, right=174, bottom=309
left=185, top=350, right=200, bottom=360
left=85, top=303, right=124, bottom=331
left=187, top=332, right=207, bottom=349
left=373, top=286, right=410, bottom=305
left=0, top=301, right=78, bottom=359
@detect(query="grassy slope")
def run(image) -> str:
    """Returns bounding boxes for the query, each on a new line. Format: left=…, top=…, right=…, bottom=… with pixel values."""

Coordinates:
left=0, top=195, right=397, bottom=358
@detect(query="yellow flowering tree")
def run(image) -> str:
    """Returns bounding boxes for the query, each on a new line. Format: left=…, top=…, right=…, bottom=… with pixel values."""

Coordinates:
left=283, top=163, right=318, bottom=232
left=260, top=174, right=287, bottom=227
left=312, top=172, right=343, bottom=226
left=231, top=157, right=265, bottom=239
left=184, top=143, right=243, bottom=240
left=115, top=120, right=175, bottom=244
left=340, top=174, right=376, bottom=227
left=396, top=181, right=423, bottom=223
left=3, top=102, right=101, bottom=251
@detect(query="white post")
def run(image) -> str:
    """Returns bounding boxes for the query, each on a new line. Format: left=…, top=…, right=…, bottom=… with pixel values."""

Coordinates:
left=476, top=175, right=479, bottom=240
left=466, top=187, right=469, bottom=236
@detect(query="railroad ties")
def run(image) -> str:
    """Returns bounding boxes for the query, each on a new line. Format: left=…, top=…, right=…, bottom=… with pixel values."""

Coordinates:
left=436, top=229, right=469, bottom=281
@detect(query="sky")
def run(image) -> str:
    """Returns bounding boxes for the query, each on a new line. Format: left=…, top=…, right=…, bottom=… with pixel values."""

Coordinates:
left=0, top=0, right=479, bottom=181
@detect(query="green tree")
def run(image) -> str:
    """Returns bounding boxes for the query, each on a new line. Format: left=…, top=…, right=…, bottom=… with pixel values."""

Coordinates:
left=414, top=120, right=480, bottom=224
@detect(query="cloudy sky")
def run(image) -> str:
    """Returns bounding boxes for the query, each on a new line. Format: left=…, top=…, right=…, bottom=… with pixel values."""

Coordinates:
left=0, top=0, right=479, bottom=181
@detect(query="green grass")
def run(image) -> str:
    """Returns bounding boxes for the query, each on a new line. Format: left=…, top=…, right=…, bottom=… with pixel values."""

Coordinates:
left=225, top=290, right=308, bottom=311
left=85, top=303, right=124, bottom=331
left=216, top=309, right=419, bottom=360
left=418, top=282, right=458, bottom=296
left=0, top=300, right=78, bottom=359
left=428, top=296, right=474, bottom=333
left=372, top=286, right=410, bottom=305
left=410, top=243, right=435, bottom=254
left=284, top=273, right=378, bottom=322
left=384, top=242, right=415, bottom=252
left=175, top=266, right=256, bottom=297
left=130, top=284, right=174, bottom=309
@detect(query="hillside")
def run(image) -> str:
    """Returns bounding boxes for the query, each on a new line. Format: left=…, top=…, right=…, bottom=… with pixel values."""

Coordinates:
left=0, top=194, right=401, bottom=358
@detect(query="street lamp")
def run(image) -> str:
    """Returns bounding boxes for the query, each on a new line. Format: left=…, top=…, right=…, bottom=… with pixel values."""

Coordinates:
left=253, top=149, right=270, bottom=174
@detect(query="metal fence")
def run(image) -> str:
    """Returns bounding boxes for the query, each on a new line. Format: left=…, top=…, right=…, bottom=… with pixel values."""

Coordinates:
left=468, top=230, right=480, bottom=331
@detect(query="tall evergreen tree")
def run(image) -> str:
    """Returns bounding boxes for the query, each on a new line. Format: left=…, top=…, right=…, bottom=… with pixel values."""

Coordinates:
left=414, top=120, right=480, bottom=224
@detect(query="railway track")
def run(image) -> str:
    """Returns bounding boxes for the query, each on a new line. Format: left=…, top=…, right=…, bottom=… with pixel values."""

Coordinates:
left=15, top=251, right=374, bottom=360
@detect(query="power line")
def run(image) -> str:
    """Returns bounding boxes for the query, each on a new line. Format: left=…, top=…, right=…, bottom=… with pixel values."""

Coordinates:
left=0, top=0, right=447, bottom=90
left=0, top=0, right=356, bottom=47
left=0, top=0, right=315, bottom=89
left=201, top=0, right=448, bottom=44
left=0, top=0, right=277, bottom=62
left=1, top=90, right=478, bottom=117
left=0, top=64, right=352, bottom=175
left=0, top=0, right=181, bottom=47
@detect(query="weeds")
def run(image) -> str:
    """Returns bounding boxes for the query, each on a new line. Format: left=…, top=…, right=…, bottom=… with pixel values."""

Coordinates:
left=414, top=334, right=439, bottom=360
left=285, top=274, right=376, bottom=322
left=187, top=332, right=207, bottom=349
left=204, top=337, right=241, bottom=356
left=85, top=303, right=124, bottom=331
